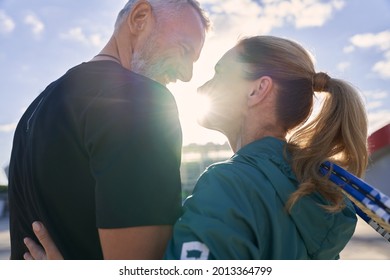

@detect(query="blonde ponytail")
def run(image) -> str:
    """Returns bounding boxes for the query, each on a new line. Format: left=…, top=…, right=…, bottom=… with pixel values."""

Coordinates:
left=287, top=75, right=368, bottom=212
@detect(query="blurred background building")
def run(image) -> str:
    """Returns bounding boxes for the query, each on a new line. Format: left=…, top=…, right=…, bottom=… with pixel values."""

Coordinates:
left=365, top=123, right=390, bottom=195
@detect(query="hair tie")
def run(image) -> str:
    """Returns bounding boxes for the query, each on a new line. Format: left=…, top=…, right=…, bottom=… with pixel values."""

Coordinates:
left=313, top=72, right=330, bottom=92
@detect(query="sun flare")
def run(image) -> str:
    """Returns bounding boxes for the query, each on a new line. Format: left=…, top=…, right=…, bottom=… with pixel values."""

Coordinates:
left=195, top=94, right=212, bottom=123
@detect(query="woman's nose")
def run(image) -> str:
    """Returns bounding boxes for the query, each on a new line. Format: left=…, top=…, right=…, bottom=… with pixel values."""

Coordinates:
left=197, top=79, right=211, bottom=94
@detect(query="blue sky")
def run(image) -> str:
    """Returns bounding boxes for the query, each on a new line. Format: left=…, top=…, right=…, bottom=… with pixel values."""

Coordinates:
left=0, top=0, right=390, bottom=184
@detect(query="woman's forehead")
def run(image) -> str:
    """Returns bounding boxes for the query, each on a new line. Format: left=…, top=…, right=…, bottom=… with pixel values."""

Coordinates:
left=216, top=47, right=240, bottom=67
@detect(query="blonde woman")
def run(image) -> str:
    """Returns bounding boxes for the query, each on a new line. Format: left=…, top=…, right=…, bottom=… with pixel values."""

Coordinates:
left=165, top=36, right=367, bottom=259
left=24, top=36, right=368, bottom=260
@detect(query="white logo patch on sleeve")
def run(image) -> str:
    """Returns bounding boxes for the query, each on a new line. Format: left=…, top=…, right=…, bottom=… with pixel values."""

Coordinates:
left=180, top=241, right=210, bottom=260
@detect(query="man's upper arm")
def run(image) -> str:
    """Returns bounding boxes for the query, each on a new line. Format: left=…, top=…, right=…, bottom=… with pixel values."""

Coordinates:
left=98, top=225, right=172, bottom=259
left=84, top=82, right=182, bottom=259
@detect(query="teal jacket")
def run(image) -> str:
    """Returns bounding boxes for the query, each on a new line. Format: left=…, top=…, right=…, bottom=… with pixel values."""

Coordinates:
left=164, top=137, right=357, bottom=259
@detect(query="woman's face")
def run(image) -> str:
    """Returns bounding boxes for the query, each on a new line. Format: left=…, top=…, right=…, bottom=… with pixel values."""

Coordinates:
left=197, top=47, right=254, bottom=136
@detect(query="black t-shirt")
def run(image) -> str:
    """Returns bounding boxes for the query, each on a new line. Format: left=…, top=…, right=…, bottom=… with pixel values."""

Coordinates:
left=8, top=61, right=183, bottom=259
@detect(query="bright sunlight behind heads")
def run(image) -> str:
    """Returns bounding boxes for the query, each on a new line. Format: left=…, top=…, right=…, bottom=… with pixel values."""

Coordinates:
left=166, top=33, right=236, bottom=147
left=195, top=94, right=212, bottom=124
left=168, top=79, right=223, bottom=146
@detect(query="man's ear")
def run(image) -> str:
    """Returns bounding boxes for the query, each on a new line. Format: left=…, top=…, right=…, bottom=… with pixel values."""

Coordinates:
left=247, top=76, right=273, bottom=107
left=128, top=1, right=153, bottom=34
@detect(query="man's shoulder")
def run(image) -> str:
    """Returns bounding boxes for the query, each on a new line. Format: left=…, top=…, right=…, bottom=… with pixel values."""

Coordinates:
left=56, top=61, right=176, bottom=106
left=71, top=61, right=169, bottom=90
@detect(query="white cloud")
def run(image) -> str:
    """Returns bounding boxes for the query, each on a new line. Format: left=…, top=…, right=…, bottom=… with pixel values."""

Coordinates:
left=89, top=34, right=103, bottom=46
left=202, top=0, right=345, bottom=37
left=363, top=90, right=390, bottom=132
left=343, top=45, right=355, bottom=54
left=347, top=30, right=390, bottom=79
left=207, top=0, right=261, bottom=15
left=363, top=89, right=388, bottom=110
left=367, top=110, right=390, bottom=134
left=0, top=122, right=17, bottom=133
left=366, top=101, right=383, bottom=111
left=372, top=50, right=390, bottom=79
left=60, top=27, right=103, bottom=47
left=291, top=0, right=345, bottom=28
left=61, top=27, right=85, bottom=42
left=202, top=0, right=264, bottom=36
left=364, top=89, right=388, bottom=100
left=350, top=30, right=390, bottom=51
left=0, top=10, right=15, bottom=34
left=337, top=61, right=350, bottom=72
left=24, top=13, right=44, bottom=37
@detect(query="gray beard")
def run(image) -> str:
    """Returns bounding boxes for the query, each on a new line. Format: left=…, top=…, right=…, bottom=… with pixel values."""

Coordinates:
left=130, top=53, right=164, bottom=81
left=130, top=32, right=166, bottom=83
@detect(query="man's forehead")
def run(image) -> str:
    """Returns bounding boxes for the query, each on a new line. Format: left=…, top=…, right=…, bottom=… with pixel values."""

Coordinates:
left=175, top=9, right=206, bottom=60
left=174, top=5, right=205, bottom=33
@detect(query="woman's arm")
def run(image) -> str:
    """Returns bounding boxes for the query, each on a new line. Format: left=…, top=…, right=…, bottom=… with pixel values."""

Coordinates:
left=24, top=222, right=172, bottom=260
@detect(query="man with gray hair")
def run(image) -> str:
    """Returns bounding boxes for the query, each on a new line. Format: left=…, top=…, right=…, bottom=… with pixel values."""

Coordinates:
left=8, top=0, right=210, bottom=259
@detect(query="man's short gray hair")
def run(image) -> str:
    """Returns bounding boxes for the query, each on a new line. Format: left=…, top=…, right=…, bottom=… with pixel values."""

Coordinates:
left=115, top=0, right=211, bottom=31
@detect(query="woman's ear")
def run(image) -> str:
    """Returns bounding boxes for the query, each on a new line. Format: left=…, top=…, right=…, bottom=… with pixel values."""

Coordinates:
left=128, top=1, right=153, bottom=35
left=247, top=76, right=273, bottom=107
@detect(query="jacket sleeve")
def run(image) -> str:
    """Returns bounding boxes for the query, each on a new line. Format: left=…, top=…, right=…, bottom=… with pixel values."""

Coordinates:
left=164, top=165, right=262, bottom=260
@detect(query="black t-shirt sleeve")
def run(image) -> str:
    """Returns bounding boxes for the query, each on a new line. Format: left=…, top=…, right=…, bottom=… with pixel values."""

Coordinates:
left=84, top=80, right=182, bottom=228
